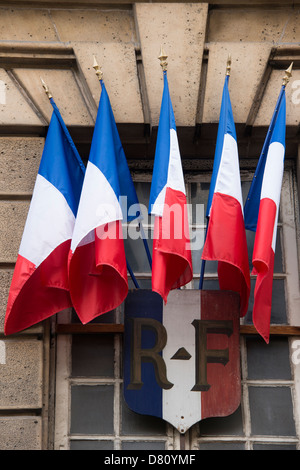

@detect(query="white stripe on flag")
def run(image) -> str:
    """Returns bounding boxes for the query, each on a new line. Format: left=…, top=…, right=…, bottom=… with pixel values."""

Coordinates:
left=214, top=133, right=243, bottom=209
left=167, top=128, right=186, bottom=194
left=260, top=141, right=284, bottom=252
left=151, top=128, right=186, bottom=217
left=19, top=174, right=75, bottom=267
left=260, top=141, right=284, bottom=205
left=71, top=160, right=123, bottom=252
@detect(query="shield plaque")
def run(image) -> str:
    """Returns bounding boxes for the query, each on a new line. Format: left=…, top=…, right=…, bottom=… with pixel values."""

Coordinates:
left=123, top=289, right=241, bottom=433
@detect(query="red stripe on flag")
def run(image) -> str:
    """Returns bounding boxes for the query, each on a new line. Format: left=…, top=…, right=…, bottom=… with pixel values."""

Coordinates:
left=68, top=220, right=128, bottom=324
left=252, top=197, right=277, bottom=343
left=5, top=240, right=72, bottom=335
left=202, top=192, right=250, bottom=317
left=152, top=187, right=193, bottom=303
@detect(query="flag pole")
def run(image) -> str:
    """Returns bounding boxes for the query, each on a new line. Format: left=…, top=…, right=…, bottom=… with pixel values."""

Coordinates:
left=139, top=222, right=152, bottom=269
left=199, top=54, right=231, bottom=290
left=92, top=57, right=141, bottom=287
left=92, top=55, right=104, bottom=81
left=40, top=77, right=52, bottom=99
left=282, top=62, right=293, bottom=87
left=158, top=45, right=168, bottom=73
left=226, top=54, right=231, bottom=77
left=198, top=224, right=208, bottom=290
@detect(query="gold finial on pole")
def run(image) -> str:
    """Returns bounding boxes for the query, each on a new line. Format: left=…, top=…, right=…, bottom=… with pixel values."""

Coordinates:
left=40, top=77, right=52, bottom=99
left=93, top=56, right=103, bottom=81
left=226, top=54, right=231, bottom=76
left=158, top=45, right=168, bottom=72
left=282, top=62, right=293, bottom=87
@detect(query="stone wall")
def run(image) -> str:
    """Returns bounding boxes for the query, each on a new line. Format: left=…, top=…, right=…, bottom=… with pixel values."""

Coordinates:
left=0, top=1, right=299, bottom=449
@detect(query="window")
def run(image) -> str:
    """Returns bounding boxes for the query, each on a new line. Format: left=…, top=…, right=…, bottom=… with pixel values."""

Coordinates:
left=54, top=166, right=300, bottom=450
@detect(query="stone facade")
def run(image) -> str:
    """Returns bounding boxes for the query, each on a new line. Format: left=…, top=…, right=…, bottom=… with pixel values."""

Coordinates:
left=0, top=1, right=299, bottom=449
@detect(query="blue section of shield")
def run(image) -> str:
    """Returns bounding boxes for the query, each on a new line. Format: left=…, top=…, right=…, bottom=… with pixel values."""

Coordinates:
left=244, top=86, right=286, bottom=232
left=88, top=81, right=140, bottom=222
left=38, top=99, right=85, bottom=217
left=206, top=75, right=237, bottom=218
left=123, top=290, right=163, bottom=419
left=149, top=72, right=175, bottom=214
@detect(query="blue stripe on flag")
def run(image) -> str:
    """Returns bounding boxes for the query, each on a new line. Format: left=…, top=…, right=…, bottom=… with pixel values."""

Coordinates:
left=38, top=100, right=85, bottom=217
left=270, top=88, right=286, bottom=146
left=88, top=81, right=140, bottom=222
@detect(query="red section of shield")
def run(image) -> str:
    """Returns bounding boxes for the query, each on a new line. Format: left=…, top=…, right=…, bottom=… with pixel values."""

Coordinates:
left=201, top=290, right=241, bottom=420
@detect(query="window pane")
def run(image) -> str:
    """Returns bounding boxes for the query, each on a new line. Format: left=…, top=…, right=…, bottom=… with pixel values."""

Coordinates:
left=246, top=337, right=291, bottom=380
left=198, top=442, right=245, bottom=450
left=246, top=229, right=283, bottom=273
left=124, top=228, right=153, bottom=273
left=194, top=279, right=219, bottom=290
left=242, top=181, right=251, bottom=205
left=71, top=385, right=114, bottom=435
left=70, top=440, right=114, bottom=450
left=71, top=309, right=116, bottom=324
left=198, top=407, right=243, bottom=437
left=72, top=335, right=114, bottom=378
left=244, top=279, right=286, bottom=324
left=249, top=387, right=296, bottom=436
left=134, top=182, right=151, bottom=221
left=192, top=244, right=218, bottom=275
left=128, top=279, right=152, bottom=290
left=253, top=443, right=297, bottom=450
left=191, top=228, right=207, bottom=274
left=190, top=182, right=209, bottom=223
left=273, top=229, right=283, bottom=272
left=121, top=397, right=166, bottom=436
left=122, top=441, right=166, bottom=450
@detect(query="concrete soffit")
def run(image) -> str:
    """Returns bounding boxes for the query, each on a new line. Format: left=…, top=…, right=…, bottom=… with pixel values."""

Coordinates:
left=0, top=29, right=299, bottom=163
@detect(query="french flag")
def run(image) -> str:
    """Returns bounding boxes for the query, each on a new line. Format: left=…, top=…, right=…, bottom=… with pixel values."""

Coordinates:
left=68, top=80, right=140, bottom=324
left=201, top=75, right=250, bottom=317
left=149, top=71, right=193, bottom=303
left=244, top=86, right=286, bottom=343
left=4, top=99, right=85, bottom=335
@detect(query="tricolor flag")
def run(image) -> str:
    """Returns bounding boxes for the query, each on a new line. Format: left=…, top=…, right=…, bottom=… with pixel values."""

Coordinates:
left=244, top=85, right=286, bottom=343
left=201, top=75, right=250, bottom=317
left=68, top=80, right=140, bottom=324
left=4, top=99, right=85, bottom=335
left=149, top=71, right=193, bottom=303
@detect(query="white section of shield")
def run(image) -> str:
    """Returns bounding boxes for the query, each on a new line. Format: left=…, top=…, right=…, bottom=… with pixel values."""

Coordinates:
left=70, top=160, right=123, bottom=252
left=151, top=128, right=186, bottom=217
left=19, top=174, right=75, bottom=268
left=162, top=290, right=201, bottom=433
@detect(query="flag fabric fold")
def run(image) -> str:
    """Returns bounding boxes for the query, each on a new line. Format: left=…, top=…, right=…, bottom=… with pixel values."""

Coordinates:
left=244, top=86, right=286, bottom=343
left=149, top=72, right=193, bottom=303
left=201, top=75, right=250, bottom=317
left=5, top=99, right=85, bottom=335
left=68, top=80, right=140, bottom=324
